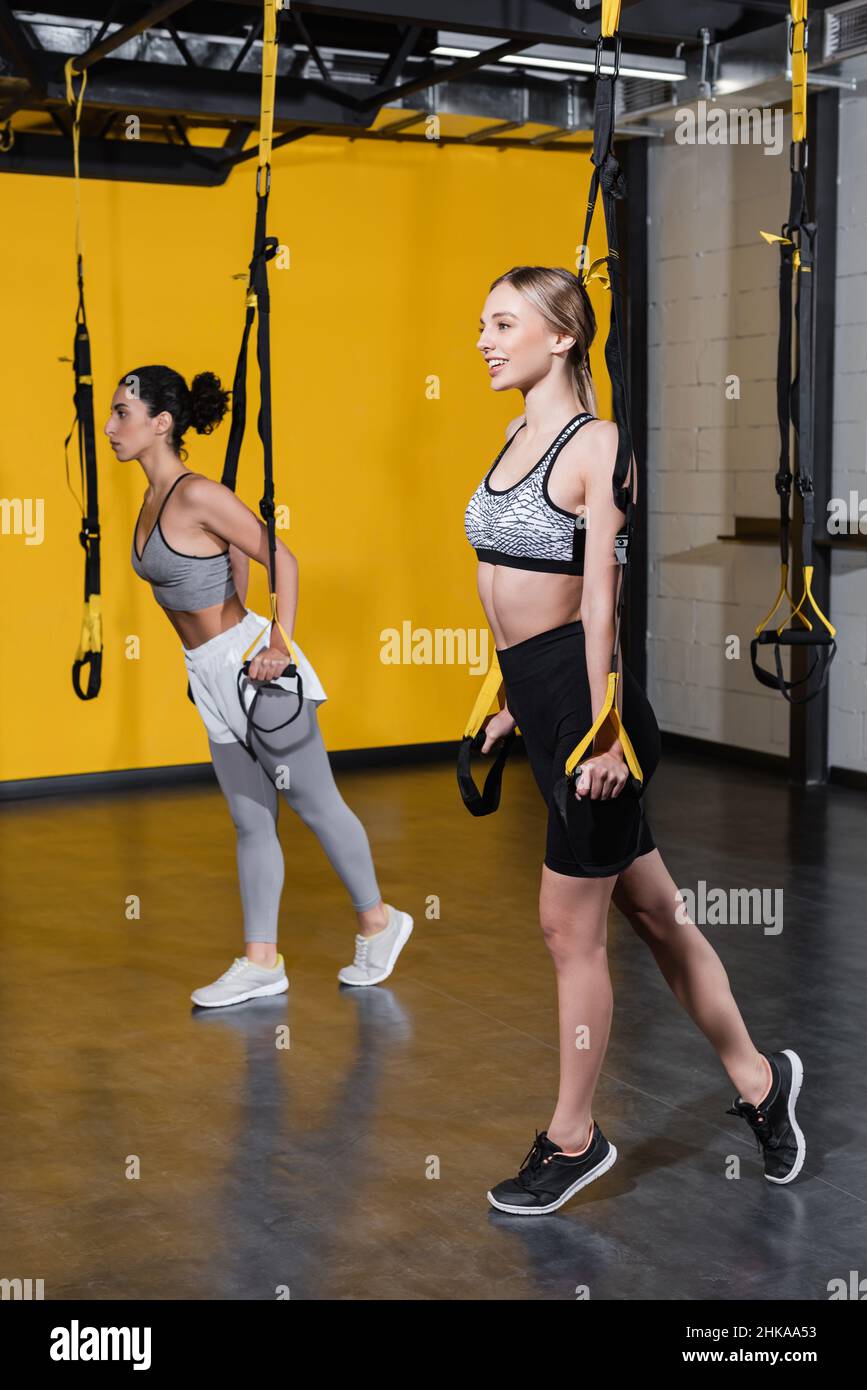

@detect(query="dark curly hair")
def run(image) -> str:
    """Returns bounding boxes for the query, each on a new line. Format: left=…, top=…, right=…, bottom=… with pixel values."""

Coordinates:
left=118, top=365, right=230, bottom=461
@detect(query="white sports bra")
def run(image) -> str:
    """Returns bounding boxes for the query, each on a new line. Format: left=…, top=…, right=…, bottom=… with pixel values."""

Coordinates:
left=464, top=413, right=595, bottom=575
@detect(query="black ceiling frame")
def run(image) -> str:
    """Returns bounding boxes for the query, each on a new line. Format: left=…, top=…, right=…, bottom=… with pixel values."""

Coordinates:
left=0, top=0, right=819, bottom=184
left=0, top=1, right=545, bottom=182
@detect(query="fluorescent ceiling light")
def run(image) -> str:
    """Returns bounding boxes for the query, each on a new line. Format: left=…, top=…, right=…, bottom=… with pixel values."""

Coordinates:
left=432, top=39, right=687, bottom=84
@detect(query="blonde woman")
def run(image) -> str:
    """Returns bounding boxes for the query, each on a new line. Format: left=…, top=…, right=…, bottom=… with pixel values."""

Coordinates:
left=464, top=266, right=804, bottom=1214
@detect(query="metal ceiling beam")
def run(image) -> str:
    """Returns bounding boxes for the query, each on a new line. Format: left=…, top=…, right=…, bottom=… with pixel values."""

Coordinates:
left=69, top=0, right=194, bottom=73
left=0, top=1, right=49, bottom=123
left=229, top=0, right=796, bottom=46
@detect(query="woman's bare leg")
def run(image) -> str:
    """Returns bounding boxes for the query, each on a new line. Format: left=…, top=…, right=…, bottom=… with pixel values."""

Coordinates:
left=540, top=864, right=619, bottom=1153
left=611, top=850, right=772, bottom=1105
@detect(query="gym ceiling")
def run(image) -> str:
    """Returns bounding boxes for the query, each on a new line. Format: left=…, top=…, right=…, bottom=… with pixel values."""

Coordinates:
left=0, top=1, right=863, bottom=185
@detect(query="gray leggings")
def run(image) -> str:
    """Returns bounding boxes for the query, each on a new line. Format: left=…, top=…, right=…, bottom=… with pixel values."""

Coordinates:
left=208, top=695, right=382, bottom=943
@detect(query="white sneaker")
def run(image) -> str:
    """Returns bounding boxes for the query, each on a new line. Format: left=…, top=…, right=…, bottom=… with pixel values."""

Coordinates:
left=191, top=955, right=289, bottom=1008
left=337, top=905, right=414, bottom=986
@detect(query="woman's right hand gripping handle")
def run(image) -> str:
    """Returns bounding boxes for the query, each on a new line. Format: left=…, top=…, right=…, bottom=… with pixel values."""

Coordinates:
left=480, top=706, right=517, bottom=753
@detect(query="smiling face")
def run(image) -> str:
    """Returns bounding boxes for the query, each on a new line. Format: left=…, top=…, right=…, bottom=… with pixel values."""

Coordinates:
left=477, top=282, right=577, bottom=393
left=104, top=381, right=173, bottom=462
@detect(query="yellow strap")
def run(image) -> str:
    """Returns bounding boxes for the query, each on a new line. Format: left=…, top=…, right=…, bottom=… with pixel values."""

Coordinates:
left=581, top=256, right=611, bottom=290
left=258, top=0, right=282, bottom=175
left=74, top=593, right=102, bottom=659
left=64, top=58, right=86, bottom=263
left=563, top=671, right=644, bottom=783
left=601, top=0, right=622, bottom=39
left=783, top=565, right=837, bottom=638
left=241, top=591, right=298, bottom=666
left=754, top=563, right=805, bottom=636
left=760, top=230, right=804, bottom=272
left=462, top=655, right=504, bottom=739
left=760, top=231, right=792, bottom=247
left=791, top=0, right=808, bottom=145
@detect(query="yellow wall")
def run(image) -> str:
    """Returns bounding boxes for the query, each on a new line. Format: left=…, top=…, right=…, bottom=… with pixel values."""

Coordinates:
left=0, top=129, right=610, bottom=781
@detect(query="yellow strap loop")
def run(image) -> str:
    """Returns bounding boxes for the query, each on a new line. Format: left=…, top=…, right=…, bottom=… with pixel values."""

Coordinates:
left=791, top=0, right=808, bottom=145
left=783, top=565, right=837, bottom=638
left=258, top=0, right=282, bottom=177
left=64, top=58, right=86, bottom=263
left=601, top=1, right=622, bottom=39
left=760, top=230, right=805, bottom=271
left=581, top=256, right=612, bottom=290
left=760, top=231, right=792, bottom=247
left=754, top=563, right=805, bottom=636
left=462, top=654, right=504, bottom=739
left=74, top=593, right=102, bottom=660
left=242, top=591, right=298, bottom=666
left=563, top=672, right=644, bottom=783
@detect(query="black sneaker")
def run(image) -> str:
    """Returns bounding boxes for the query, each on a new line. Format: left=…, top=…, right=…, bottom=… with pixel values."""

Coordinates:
left=725, top=1048, right=805, bottom=1184
left=486, top=1122, right=618, bottom=1215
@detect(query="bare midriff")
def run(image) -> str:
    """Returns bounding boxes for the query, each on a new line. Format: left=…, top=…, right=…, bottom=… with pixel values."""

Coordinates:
left=161, top=594, right=249, bottom=650
left=477, top=562, right=583, bottom=651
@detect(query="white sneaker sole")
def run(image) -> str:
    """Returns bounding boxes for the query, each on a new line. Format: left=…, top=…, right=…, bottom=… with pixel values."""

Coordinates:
left=486, top=1142, right=618, bottom=1215
left=191, top=975, right=289, bottom=1008
left=765, top=1048, right=806, bottom=1184
left=337, top=912, right=414, bottom=986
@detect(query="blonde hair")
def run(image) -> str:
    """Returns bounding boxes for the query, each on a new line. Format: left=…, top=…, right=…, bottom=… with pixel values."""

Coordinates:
left=488, top=265, right=598, bottom=415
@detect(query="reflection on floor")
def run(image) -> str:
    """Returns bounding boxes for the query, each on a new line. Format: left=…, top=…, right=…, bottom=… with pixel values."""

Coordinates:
left=1, top=745, right=864, bottom=1300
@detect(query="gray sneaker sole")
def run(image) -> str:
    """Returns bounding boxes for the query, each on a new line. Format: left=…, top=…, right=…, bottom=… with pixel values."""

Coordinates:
left=191, top=975, right=289, bottom=1009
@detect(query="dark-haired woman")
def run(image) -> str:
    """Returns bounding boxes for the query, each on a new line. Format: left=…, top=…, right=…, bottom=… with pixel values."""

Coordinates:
left=465, top=268, right=804, bottom=1214
left=108, top=365, right=413, bottom=1005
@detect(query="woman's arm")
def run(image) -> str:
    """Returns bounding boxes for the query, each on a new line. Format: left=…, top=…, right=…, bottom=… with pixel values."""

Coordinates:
left=174, top=477, right=298, bottom=656
left=229, top=544, right=250, bottom=605
left=579, top=420, right=634, bottom=764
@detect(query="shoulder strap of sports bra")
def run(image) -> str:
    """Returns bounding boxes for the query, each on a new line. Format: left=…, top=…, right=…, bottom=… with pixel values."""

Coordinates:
left=156, top=471, right=195, bottom=521
left=548, top=412, right=595, bottom=456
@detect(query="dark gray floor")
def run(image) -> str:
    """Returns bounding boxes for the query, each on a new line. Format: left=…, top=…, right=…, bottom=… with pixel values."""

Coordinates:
left=1, top=746, right=864, bottom=1300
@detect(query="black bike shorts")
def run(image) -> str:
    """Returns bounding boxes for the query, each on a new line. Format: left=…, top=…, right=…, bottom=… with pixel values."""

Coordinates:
left=497, top=619, right=661, bottom=878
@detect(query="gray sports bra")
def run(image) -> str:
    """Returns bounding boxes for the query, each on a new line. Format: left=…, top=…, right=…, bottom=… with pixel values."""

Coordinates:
left=131, top=472, right=237, bottom=612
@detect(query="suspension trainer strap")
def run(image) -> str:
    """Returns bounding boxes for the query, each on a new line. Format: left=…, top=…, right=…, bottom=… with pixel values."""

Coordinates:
left=752, top=1, right=836, bottom=704
left=456, top=653, right=517, bottom=816
left=456, top=1, right=634, bottom=817
left=209, top=0, right=303, bottom=753
left=63, top=59, right=102, bottom=702
left=565, top=17, right=643, bottom=787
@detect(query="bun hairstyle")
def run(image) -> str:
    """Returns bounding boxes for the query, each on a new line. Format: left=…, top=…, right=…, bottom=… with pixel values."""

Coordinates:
left=119, top=364, right=231, bottom=461
left=488, top=265, right=598, bottom=415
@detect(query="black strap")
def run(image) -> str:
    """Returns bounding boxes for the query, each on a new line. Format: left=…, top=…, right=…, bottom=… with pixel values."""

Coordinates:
left=750, top=631, right=836, bottom=705
left=456, top=729, right=516, bottom=816
left=578, top=38, right=635, bottom=683
left=752, top=140, right=834, bottom=705
left=65, top=254, right=102, bottom=701
left=209, top=164, right=296, bottom=754
left=236, top=664, right=304, bottom=760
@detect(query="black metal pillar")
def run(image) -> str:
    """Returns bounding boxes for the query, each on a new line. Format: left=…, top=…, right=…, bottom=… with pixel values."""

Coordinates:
left=791, top=87, right=838, bottom=783
left=617, top=134, right=649, bottom=689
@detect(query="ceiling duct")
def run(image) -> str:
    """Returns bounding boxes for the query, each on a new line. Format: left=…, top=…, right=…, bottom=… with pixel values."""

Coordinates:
left=824, top=1, right=867, bottom=61
left=615, top=77, right=676, bottom=120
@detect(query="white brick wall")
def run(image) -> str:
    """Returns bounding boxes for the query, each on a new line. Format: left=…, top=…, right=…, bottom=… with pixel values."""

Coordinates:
left=646, top=103, right=867, bottom=772
left=829, top=96, right=867, bottom=772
